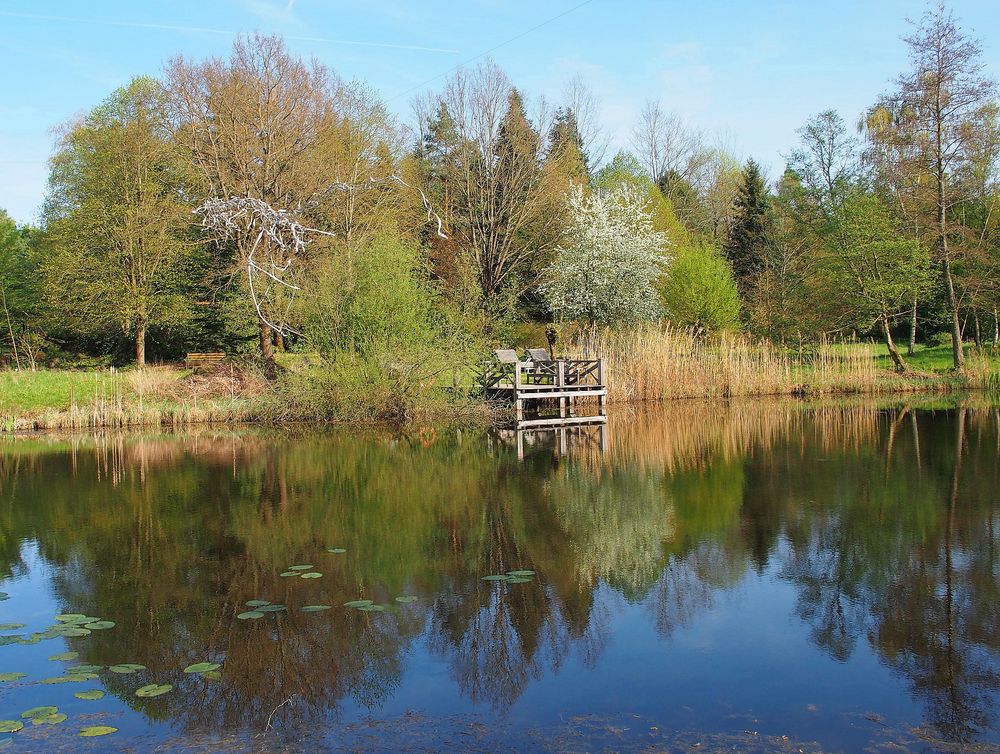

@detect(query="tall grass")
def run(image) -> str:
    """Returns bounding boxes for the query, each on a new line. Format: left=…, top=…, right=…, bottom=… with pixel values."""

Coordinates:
left=585, top=325, right=897, bottom=402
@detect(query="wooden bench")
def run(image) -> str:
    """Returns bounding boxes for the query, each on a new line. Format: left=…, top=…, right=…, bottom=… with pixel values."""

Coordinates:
left=184, top=352, right=226, bottom=370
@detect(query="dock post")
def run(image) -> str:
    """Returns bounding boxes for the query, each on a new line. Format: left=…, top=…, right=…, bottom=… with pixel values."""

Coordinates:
left=597, top=358, right=606, bottom=414
left=557, top=360, right=566, bottom=415
left=515, top=362, right=524, bottom=419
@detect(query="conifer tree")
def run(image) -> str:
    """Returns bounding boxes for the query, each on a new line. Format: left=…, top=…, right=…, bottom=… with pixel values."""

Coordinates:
left=724, top=159, right=773, bottom=301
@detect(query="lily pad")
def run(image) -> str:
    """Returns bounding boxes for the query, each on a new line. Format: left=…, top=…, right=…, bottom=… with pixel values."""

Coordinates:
left=394, top=596, right=418, bottom=604
left=74, top=689, right=105, bottom=701
left=67, top=665, right=103, bottom=673
left=245, top=600, right=271, bottom=607
left=0, top=722, right=21, bottom=734
left=343, top=599, right=373, bottom=608
left=58, top=627, right=91, bottom=637
left=256, top=604, right=286, bottom=613
left=79, top=726, right=117, bottom=737
left=21, top=707, right=57, bottom=719
left=108, top=664, right=145, bottom=674
left=202, top=670, right=222, bottom=681
left=288, top=565, right=313, bottom=571
left=300, top=605, right=332, bottom=612
left=357, top=604, right=388, bottom=612
left=48, top=652, right=78, bottom=662
left=507, top=570, right=536, bottom=577
left=54, top=614, right=86, bottom=623
left=326, top=548, right=346, bottom=554
left=236, top=611, right=264, bottom=620
left=481, top=574, right=510, bottom=581
left=41, top=673, right=96, bottom=683
left=0, top=624, right=24, bottom=632
left=279, top=571, right=298, bottom=577
left=507, top=576, right=533, bottom=584
left=84, top=621, right=115, bottom=630
left=0, top=637, right=22, bottom=646
left=31, top=712, right=66, bottom=725
left=299, top=572, right=322, bottom=579
left=183, top=662, right=221, bottom=674
left=135, top=683, right=172, bottom=698
left=0, top=673, right=26, bottom=682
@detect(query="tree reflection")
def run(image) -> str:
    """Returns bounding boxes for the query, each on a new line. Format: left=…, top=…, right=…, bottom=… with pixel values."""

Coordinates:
left=0, top=399, right=997, bottom=746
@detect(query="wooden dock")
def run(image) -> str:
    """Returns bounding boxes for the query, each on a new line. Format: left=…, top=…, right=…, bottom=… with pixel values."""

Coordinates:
left=478, top=350, right=607, bottom=419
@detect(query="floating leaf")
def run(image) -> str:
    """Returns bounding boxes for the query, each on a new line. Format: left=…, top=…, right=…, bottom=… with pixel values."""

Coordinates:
left=256, top=605, right=286, bottom=613
left=300, top=605, right=332, bottom=612
left=135, top=683, right=172, bottom=698
left=0, top=593, right=8, bottom=601
left=79, top=726, right=117, bottom=737
left=41, top=674, right=95, bottom=683
left=507, top=576, right=533, bottom=584
left=48, top=652, right=78, bottom=662
left=299, top=572, right=322, bottom=579
left=74, top=690, right=104, bottom=701
left=507, top=570, right=536, bottom=577
left=54, top=614, right=85, bottom=623
left=343, top=600, right=373, bottom=608
left=394, top=596, right=418, bottom=604
left=288, top=565, right=313, bottom=571
left=236, top=611, right=264, bottom=620
left=245, top=600, right=271, bottom=607
left=58, top=627, right=91, bottom=637
left=279, top=571, right=297, bottom=577
left=67, top=665, right=103, bottom=673
left=0, top=673, right=26, bottom=682
left=481, top=575, right=510, bottom=581
left=202, top=670, right=222, bottom=681
left=0, top=722, right=20, bottom=734
left=0, top=624, right=24, bottom=632
left=357, top=604, right=387, bottom=612
left=183, top=662, right=221, bottom=674
left=31, top=712, right=66, bottom=726
left=108, top=664, right=145, bottom=674
left=21, top=707, right=57, bottom=719
left=326, top=548, right=346, bottom=554
left=84, top=621, right=115, bottom=630
left=16, top=636, right=40, bottom=645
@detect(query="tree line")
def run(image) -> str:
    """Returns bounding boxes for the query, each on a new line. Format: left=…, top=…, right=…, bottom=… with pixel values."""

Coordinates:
left=0, top=3, right=996, bottom=374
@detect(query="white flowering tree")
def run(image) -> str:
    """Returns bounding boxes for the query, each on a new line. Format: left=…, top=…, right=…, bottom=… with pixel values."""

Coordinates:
left=540, top=184, right=669, bottom=330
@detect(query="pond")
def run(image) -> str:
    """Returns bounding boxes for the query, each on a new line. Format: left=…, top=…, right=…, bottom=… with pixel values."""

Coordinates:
left=0, top=399, right=998, bottom=752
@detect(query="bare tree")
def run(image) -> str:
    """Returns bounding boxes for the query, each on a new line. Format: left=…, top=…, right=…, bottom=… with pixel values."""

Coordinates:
left=631, top=100, right=706, bottom=190
left=562, top=74, right=609, bottom=168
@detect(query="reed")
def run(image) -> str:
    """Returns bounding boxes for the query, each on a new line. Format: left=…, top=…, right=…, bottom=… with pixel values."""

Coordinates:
left=582, top=325, right=945, bottom=403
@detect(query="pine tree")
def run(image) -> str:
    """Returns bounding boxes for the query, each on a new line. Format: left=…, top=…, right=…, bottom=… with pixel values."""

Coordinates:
left=546, top=107, right=589, bottom=182
left=724, top=159, right=773, bottom=301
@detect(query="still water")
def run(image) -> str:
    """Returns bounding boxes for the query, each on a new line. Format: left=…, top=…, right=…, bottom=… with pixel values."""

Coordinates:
left=0, top=400, right=998, bottom=753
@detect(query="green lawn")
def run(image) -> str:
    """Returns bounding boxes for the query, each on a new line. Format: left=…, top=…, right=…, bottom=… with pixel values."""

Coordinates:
left=0, top=370, right=120, bottom=413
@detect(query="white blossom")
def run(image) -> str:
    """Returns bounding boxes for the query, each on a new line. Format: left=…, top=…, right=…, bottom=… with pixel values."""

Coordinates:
left=540, top=184, right=670, bottom=327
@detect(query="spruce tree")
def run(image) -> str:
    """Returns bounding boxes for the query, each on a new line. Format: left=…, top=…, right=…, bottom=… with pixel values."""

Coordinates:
left=724, top=159, right=773, bottom=301
left=547, top=107, right=589, bottom=181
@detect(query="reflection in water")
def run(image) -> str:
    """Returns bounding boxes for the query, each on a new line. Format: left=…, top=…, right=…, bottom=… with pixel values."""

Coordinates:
left=0, top=400, right=998, bottom=751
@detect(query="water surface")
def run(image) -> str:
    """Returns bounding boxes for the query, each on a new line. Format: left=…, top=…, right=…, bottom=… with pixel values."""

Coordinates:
left=0, top=400, right=998, bottom=752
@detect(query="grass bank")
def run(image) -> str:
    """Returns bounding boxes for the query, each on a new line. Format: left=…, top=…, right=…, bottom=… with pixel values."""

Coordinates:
left=2, top=330, right=998, bottom=433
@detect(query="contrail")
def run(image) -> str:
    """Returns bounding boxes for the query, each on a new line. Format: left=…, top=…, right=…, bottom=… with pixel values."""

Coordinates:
left=0, top=10, right=459, bottom=54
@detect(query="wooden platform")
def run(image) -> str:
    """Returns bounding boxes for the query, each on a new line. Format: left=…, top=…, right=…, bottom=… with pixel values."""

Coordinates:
left=478, top=356, right=607, bottom=418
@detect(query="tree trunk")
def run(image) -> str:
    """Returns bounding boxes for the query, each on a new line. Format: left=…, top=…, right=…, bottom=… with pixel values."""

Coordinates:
left=942, top=258, right=964, bottom=369
left=908, top=297, right=918, bottom=357
left=881, top=311, right=907, bottom=372
left=973, top=311, right=982, bottom=349
left=135, top=321, right=146, bottom=368
left=994, top=307, right=999, bottom=347
left=259, top=320, right=276, bottom=378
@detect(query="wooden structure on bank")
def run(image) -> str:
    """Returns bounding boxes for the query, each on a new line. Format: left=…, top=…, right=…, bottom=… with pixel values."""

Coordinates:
left=478, top=348, right=607, bottom=418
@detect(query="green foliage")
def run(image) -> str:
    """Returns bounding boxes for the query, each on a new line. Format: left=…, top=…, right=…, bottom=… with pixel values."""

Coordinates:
left=724, top=159, right=773, bottom=299
left=659, top=243, right=741, bottom=332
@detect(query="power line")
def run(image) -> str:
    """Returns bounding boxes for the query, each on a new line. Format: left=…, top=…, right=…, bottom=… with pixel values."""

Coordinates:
left=388, top=0, right=596, bottom=101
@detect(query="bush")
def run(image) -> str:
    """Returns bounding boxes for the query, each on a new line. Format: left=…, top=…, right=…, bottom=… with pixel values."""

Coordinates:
left=659, top=243, right=741, bottom=333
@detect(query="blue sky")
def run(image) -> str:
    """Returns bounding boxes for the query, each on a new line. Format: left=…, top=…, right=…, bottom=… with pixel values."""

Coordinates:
left=1, top=0, right=998, bottom=224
